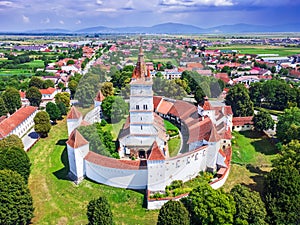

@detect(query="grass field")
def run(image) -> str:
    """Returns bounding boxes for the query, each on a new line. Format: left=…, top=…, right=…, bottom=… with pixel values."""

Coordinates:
left=231, top=130, right=277, bottom=166
left=28, top=119, right=158, bottom=225
left=208, top=45, right=300, bottom=56
left=23, top=60, right=44, bottom=68
left=168, top=137, right=181, bottom=157
left=223, top=130, right=278, bottom=193
left=102, top=118, right=126, bottom=141
left=0, top=68, right=33, bottom=76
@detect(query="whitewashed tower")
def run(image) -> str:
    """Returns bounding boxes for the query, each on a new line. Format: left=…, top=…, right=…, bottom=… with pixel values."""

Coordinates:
left=119, top=39, right=167, bottom=158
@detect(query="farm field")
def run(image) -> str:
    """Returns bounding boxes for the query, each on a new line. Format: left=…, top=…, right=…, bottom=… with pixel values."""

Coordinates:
left=208, top=45, right=300, bottom=56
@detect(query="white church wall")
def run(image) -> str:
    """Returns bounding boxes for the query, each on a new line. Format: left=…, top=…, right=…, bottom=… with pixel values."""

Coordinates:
left=122, top=135, right=157, bottom=148
left=210, top=166, right=231, bottom=189
left=85, top=161, right=148, bottom=189
left=147, top=160, right=166, bottom=191
left=130, top=124, right=157, bottom=135
left=74, top=144, right=89, bottom=179
left=130, top=112, right=154, bottom=123
left=67, top=118, right=82, bottom=136
left=84, top=106, right=101, bottom=124
left=164, top=148, right=207, bottom=187
left=206, top=141, right=221, bottom=171
left=67, top=145, right=77, bottom=177
left=130, top=85, right=153, bottom=96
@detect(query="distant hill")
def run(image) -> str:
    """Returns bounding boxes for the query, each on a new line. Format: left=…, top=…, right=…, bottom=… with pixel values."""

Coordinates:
left=24, top=22, right=300, bottom=34
left=25, top=28, right=72, bottom=34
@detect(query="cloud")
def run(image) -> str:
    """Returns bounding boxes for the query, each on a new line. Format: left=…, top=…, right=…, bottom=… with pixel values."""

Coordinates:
left=0, top=1, right=13, bottom=7
left=59, top=20, right=64, bottom=24
left=41, top=18, right=50, bottom=24
left=76, top=20, right=81, bottom=24
left=160, top=0, right=234, bottom=7
left=96, top=0, right=103, bottom=5
left=22, top=15, right=29, bottom=23
left=96, top=7, right=117, bottom=12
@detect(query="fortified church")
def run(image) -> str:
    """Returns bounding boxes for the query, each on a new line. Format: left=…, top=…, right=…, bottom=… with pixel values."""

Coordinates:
left=66, top=42, right=233, bottom=209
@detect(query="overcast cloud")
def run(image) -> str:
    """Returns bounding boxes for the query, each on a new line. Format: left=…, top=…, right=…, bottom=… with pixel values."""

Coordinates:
left=0, top=0, right=299, bottom=31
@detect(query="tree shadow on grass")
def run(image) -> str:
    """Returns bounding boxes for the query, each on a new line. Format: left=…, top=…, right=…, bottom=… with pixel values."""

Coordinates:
left=56, top=139, right=68, bottom=146
left=240, top=130, right=264, bottom=139
left=251, top=139, right=278, bottom=155
left=53, top=147, right=70, bottom=180
left=85, top=177, right=148, bottom=208
left=242, top=164, right=269, bottom=196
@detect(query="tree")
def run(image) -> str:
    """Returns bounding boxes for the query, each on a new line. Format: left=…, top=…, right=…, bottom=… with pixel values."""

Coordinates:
left=34, top=111, right=51, bottom=138
left=0, top=97, right=8, bottom=116
left=0, top=147, right=31, bottom=183
left=225, top=84, right=254, bottom=117
left=249, top=82, right=263, bottom=107
left=46, top=102, right=61, bottom=122
left=68, top=80, right=78, bottom=97
left=194, top=86, right=206, bottom=104
left=230, top=185, right=267, bottom=225
left=29, top=76, right=44, bottom=89
left=186, top=183, right=236, bottom=225
left=157, top=200, right=189, bottom=225
left=102, top=96, right=128, bottom=122
left=252, top=111, right=274, bottom=131
left=2, top=87, right=21, bottom=114
left=0, top=170, right=34, bottom=224
left=276, top=107, right=300, bottom=143
left=57, top=101, right=67, bottom=116
left=43, top=79, right=55, bottom=88
left=100, top=82, right=114, bottom=97
left=55, top=92, right=70, bottom=108
left=273, top=140, right=300, bottom=171
left=87, top=196, right=113, bottom=225
left=0, top=134, right=24, bottom=150
left=264, top=166, right=300, bottom=225
left=26, top=86, right=42, bottom=107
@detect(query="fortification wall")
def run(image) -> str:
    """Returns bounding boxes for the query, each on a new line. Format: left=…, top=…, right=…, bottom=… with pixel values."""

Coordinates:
left=85, top=160, right=148, bottom=189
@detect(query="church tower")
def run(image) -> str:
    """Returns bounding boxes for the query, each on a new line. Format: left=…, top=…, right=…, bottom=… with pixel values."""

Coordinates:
left=118, top=38, right=167, bottom=159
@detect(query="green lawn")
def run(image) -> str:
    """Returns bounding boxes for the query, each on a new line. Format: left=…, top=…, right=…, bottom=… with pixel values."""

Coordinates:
left=223, top=130, right=278, bottom=193
left=102, top=118, right=126, bottom=141
left=168, top=137, right=181, bottom=157
left=231, top=130, right=277, bottom=166
left=23, top=60, right=45, bottom=68
left=164, top=120, right=181, bottom=157
left=208, top=45, right=300, bottom=57
left=28, top=118, right=158, bottom=225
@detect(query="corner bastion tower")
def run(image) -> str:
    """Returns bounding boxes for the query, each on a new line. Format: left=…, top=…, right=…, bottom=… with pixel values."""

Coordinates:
left=118, top=42, right=167, bottom=159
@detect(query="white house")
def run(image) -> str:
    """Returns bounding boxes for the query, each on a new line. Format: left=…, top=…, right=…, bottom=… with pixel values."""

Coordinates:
left=0, top=106, right=38, bottom=140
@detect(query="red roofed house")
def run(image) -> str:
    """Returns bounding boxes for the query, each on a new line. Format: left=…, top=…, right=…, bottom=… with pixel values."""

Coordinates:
left=232, top=116, right=254, bottom=131
left=0, top=106, right=38, bottom=140
left=20, top=87, right=59, bottom=107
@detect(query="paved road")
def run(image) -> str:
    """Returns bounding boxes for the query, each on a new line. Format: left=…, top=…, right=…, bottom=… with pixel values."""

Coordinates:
left=22, top=127, right=40, bottom=151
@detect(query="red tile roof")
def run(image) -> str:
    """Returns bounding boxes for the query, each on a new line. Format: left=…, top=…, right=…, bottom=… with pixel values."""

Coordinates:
left=153, top=96, right=163, bottom=109
left=39, top=87, right=57, bottom=95
left=232, top=116, right=253, bottom=126
left=66, top=129, right=89, bottom=149
left=209, top=125, right=221, bottom=142
left=215, top=73, right=230, bottom=83
left=148, top=141, right=165, bottom=161
left=157, top=100, right=174, bottom=115
left=0, top=106, right=38, bottom=139
left=67, top=106, right=82, bottom=120
left=85, top=151, right=147, bottom=170
left=187, top=117, right=213, bottom=144
left=202, top=100, right=211, bottom=110
left=95, top=90, right=105, bottom=102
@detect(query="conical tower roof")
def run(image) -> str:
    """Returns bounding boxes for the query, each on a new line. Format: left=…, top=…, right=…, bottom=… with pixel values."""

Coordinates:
left=95, top=90, right=105, bottom=102
left=148, top=141, right=165, bottom=161
left=67, top=106, right=82, bottom=120
left=66, top=129, right=89, bottom=149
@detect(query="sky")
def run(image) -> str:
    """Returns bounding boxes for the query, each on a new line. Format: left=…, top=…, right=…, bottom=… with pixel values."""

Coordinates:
left=0, top=0, right=300, bottom=31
